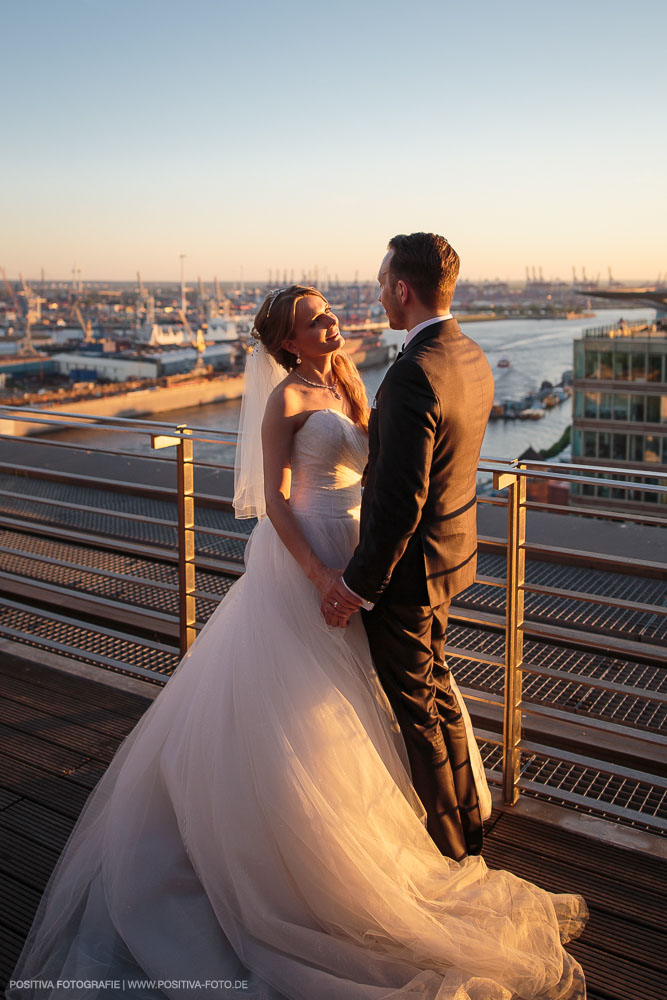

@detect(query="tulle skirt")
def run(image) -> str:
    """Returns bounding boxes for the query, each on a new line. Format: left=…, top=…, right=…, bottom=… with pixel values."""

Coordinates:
left=8, top=513, right=587, bottom=1000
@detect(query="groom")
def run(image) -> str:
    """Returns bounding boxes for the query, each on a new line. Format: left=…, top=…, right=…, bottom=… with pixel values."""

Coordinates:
left=323, top=232, right=494, bottom=861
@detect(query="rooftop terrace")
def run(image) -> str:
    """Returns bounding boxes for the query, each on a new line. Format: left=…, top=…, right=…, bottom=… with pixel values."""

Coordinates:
left=0, top=406, right=665, bottom=997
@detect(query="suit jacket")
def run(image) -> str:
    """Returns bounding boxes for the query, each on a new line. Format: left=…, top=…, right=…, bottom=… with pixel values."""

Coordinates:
left=344, top=318, right=494, bottom=607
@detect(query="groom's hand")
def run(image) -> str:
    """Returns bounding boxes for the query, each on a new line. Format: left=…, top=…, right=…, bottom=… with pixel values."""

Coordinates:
left=321, top=575, right=362, bottom=628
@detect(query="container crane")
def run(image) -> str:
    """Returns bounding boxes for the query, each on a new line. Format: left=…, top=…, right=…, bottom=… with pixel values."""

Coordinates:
left=73, top=302, right=94, bottom=343
left=18, top=273, right=42, bottom=356
left=136, top=271, right=155, bottom=330
left=178, top=309, right=210, bottom=373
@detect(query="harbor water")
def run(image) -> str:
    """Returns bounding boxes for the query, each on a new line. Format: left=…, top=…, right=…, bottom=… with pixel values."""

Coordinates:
left=45, top=307, right=655, bottom=478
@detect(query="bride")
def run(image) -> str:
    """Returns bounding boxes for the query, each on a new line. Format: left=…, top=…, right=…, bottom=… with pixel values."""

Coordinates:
left=8, top=285, right=587, bottom=1000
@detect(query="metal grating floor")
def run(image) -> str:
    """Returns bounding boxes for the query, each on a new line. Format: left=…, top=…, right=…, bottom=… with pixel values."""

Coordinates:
left=0, top=474, right=252, bottom=563
left=449, top=623, right=666, bottom=732
left=459, top=552, right=667, bottom=644
left=1, top=471, right=665, bottom=835
left=0, top=603, right=178, bottom=677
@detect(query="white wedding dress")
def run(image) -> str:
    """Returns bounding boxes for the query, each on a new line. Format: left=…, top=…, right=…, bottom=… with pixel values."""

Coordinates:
left=9, top=408, right=587, bottom=1000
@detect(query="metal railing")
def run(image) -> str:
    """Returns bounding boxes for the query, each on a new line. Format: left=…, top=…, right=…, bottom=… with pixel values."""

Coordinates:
left=582, top=322, right=664, bottom=340
left=0, top=404, right=665, bottom=833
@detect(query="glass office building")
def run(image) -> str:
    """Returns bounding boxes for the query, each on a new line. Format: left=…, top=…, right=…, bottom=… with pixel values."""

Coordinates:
left=571, top=322, right=667, bottom=508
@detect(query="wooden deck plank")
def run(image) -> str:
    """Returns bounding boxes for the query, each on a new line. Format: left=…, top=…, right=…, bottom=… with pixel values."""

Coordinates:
left=0, top=689, right=128, bottom=764
left=0, top=824, right=61, bottom=891
left=482, top=840, right=664, bottom=931
left=577, top=909, right=666, bottom=973
left=0, top=750, right=92, bottom=820
left=0, top=652, right=151, bottom=720
left=0, top=789, right=21, bottom=812
left=0, top=669, right=141, bottom=742
left=488, top=811, right=664, bottom=893
left=567, top=939, right=666, bottom=1000
left=0, top=873, right=44, bottom=936
left=0, top=654, right=665, bottom=999
left=0, top=927, right=27, bottom=995
left=0, top=799, right=75, bottom=853
left=0, top=720, right=92, bottom=777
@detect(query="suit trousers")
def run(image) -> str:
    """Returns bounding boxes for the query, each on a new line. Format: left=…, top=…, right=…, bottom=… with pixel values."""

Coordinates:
left=362, top=600, right=483, bottom=861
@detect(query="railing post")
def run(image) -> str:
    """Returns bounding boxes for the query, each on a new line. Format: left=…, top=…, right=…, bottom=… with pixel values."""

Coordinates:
left=175, top=424, right=196, bottom=656
left=493, top=468, right=526, bottom=805
left=151, top=424, right=197, bottom=657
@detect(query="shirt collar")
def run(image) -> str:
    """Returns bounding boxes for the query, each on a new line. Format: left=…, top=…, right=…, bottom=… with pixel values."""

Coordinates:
left=404, top=314, right=452, bottom=349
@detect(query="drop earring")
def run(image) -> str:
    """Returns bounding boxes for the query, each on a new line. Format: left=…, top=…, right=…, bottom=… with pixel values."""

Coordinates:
left=296, top=355, right=302, bottom=365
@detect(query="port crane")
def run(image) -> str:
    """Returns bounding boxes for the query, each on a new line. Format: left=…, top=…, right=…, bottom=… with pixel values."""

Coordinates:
left=136, top=271, right=155, bottom=330
left=72, top=302, right=94, bottom=343
left=178, top=309, right=210, bottom=373
left=18, top=273, right=42, bottom=356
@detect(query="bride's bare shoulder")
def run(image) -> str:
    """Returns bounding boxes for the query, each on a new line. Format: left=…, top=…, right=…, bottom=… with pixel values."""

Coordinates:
left=264, top=377, right=309, bottom=426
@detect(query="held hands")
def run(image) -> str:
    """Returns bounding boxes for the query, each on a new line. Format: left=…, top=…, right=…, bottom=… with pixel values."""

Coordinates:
left=312, top=567, right=363, bottom=628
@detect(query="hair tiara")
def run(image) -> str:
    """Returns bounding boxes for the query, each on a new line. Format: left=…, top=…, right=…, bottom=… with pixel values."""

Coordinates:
left=265, top=286, right=289, bottom=317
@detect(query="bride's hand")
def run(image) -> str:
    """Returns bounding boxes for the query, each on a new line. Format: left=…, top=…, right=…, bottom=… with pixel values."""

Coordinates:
left=310, top=565, right=345, bottom=604
left=315, top=567, right=363, bottom=628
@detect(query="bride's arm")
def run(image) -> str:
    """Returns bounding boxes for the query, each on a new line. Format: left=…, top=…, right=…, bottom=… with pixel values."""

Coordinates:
left=261, top=391, right=340, bottom=600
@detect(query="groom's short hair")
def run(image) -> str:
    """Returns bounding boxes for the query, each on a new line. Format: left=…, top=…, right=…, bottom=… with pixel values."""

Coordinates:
left=387, top=233, right=459, bottom=310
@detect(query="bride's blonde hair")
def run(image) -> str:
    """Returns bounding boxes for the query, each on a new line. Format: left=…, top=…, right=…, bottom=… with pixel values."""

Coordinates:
left=253, top=285, right=369, bottom=431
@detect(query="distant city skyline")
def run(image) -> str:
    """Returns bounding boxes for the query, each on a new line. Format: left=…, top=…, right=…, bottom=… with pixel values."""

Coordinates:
left=4, top=0, right=666, bottom=283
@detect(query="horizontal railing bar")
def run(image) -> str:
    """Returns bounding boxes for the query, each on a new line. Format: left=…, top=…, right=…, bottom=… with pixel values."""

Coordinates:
left=184, top=524, right=253, bottom=542
left=517, top=618, right=667, bottom=667
left=467, top=728, right=503, bottom=748
left=0, top=408, right=240, bottom=443
left=0, top=461, right=178, bottom=499
left=516, top=778, right=667, bottom=831
left=0, top=489, right=180, bottom=528
left=473, top=574, right=506, bottom=589
left=520, top=580, right=667, bottom=617
left=0, top=412, right=171, bottom=435
left=0, top=625, right=172, bottom=684
left=523, top=499, right=667, bottom=527
left=451, top=605, right=667, bottom=664
left=0, top=514, right=244, bottom=578
left=495, top=467, right=667, bottom=494
left=519, top=662, right=667, bottom=704
left=0, top=544, right=181, bottom=593
left=0, top=596, right=179, bottom=654
left=190, top=459, right=235, bottom=472
left=0, top=405, right=239, bottom=436
left=516, top=457, right=667, bottom=480
left=444, top=645, right=505, bottom=670
left=0, top=573, right=181, bottom=630
left=457, top=686, right=504, bottom=709
left=480, top=456, right=667, bottom=481
left=518, top=700, right=665, bottom=747
left=0, top=513, right=180, bottom=560
left=519, top=739, right=667, bottom=789
left=478, top=535, right=667, bottom=579
left=0, top=432, right=175, bottom=464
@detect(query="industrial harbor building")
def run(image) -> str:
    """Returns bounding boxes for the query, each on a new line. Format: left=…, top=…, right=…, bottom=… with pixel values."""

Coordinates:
left=571, top=321, right=667, bottom=508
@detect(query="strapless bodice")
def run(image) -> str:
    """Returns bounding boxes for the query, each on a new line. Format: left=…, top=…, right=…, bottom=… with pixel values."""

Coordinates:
left=289, top=408, right=368, bottom=519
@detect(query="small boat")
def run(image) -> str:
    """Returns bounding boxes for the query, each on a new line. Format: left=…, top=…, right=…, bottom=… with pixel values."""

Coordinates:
left=519, top=407, right=546, bottom=420
left=497, top=357, right=510, bottom=368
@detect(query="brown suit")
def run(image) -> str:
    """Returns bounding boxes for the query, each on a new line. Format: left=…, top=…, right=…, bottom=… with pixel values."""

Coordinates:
left=344, top=318, right=494, bottom=859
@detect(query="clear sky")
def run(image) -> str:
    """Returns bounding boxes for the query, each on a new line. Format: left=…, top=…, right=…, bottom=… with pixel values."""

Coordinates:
left=3, top=0, right=665, bottom=283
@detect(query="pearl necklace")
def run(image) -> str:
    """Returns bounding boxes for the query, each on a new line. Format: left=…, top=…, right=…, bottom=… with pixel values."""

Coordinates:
left=294, top=370, right=342, bottom=400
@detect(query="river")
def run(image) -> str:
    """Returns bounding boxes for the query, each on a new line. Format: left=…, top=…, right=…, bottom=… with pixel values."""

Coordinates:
left=46, top=307, right=656, bottom=479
